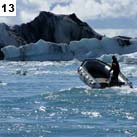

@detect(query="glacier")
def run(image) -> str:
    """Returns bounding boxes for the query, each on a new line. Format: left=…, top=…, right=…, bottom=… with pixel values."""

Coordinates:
left=2, top=37, right=137, bottom=61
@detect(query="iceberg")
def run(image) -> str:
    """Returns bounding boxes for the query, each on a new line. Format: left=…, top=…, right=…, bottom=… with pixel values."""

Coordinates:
left=1, top=40, right=73, bottom=61
left=2, top=37, right=137, bottom=61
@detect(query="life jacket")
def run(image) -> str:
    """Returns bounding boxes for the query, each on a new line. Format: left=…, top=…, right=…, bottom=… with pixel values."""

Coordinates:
left=112, top=61, right=120, bottom=73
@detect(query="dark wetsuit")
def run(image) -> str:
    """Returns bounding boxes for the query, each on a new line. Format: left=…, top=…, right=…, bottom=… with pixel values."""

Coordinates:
left=109, top=60, right=120, bottom=84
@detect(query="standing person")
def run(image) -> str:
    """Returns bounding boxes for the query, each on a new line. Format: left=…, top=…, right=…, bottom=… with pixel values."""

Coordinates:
left=109, top=55, right=120, bottom=85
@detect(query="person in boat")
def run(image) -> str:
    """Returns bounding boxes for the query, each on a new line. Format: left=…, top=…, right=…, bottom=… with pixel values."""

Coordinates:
left=109, top=55, right=120, bottom=85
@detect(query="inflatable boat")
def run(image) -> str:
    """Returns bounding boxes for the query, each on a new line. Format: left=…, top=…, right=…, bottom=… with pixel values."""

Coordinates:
left=78, top=59, right=133, bottom=88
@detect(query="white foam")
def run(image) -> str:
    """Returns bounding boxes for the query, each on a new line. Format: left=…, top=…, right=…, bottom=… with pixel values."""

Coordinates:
left=81, top=111, right=102, bottom=118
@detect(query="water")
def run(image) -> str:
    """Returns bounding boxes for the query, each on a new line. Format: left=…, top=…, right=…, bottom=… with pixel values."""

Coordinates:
left=0, top=55, right=137, bottom=137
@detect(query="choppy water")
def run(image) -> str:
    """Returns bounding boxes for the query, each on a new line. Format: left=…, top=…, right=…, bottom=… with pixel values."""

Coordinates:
left=0, top=54, right=137, bottom=137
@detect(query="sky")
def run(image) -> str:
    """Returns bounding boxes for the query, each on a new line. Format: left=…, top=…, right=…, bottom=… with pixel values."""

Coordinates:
left=0, top=0, right=137, bottom=36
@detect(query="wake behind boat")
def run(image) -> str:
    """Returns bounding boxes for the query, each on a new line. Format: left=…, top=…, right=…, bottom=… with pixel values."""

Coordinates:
left=78, top=59, right=133, bottom=88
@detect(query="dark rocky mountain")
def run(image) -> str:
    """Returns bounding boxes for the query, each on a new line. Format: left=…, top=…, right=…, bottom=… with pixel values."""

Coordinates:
left=0, top=11, right=131, bottom=48
left=11, top=11, right=103, bottom=44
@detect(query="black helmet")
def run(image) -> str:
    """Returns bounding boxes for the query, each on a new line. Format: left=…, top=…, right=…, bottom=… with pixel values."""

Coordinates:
left=112, top=55, right=117, bottom=61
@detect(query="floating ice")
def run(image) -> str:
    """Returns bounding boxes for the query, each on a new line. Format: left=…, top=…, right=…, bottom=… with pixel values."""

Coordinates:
left=2, top=37, right=137, bottom=61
